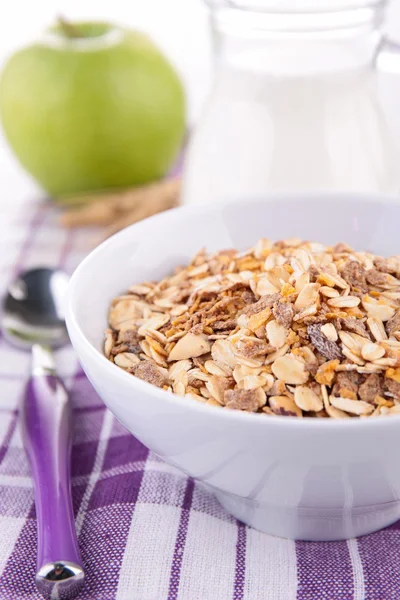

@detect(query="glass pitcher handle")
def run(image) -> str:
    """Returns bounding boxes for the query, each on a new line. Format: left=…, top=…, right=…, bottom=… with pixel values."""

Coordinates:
left=375, top=37, right=400, bottom=74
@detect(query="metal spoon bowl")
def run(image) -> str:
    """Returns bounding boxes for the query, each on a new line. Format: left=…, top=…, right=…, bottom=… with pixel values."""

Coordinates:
left=2, top=267, right=85, bottom=600
left=3, top=268, right=70, bottom=349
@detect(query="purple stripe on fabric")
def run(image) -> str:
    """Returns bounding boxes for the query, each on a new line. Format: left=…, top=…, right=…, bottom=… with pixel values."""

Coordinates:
left=358, top=530, right=400, bottom=599
left=168, top=477, right=195, bottom=600
left=296, top=540, right=354, bottom=600
left=233, top=522, right=247, bottom=600
left=74, top=403, right=106, bottom=414
left=0, top=517, right=41, bottom=599
left=79, top=439, right=150, bottom=599
left=102, top=434, right=148, bottom=471
left=89, top=470, right=146, bottom=510
left=77, top=504, right=139, bottom=600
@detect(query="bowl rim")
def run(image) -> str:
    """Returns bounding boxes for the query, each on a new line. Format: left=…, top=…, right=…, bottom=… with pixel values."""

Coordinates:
left=66, top=192, right=400, bottom=430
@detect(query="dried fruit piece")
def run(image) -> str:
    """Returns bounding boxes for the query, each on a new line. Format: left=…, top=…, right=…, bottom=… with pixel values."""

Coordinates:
left=386, top=367, right=400, bottom=383
left=248, top=308, right=271, bottom=332
left=315, top=359, right=340, bottom=385
left=307, top=324, right=343, bottom=360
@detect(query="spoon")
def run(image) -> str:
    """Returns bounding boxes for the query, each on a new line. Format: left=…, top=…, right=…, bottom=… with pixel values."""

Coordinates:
left=2, top=268, right=85, bottom=599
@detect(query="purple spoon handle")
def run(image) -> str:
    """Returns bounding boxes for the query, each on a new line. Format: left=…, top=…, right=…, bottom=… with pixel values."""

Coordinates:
left=20, top=345, right=84, bottom=599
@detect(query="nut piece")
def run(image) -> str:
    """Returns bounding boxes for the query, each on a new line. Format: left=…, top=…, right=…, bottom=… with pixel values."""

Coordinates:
left=271, top=355, right=309, bottom=384
left=294, top=386, right=323, bottom=412
left=269, top=395, right=302, bottom=417
left=169, top=333, right=211, bottom=361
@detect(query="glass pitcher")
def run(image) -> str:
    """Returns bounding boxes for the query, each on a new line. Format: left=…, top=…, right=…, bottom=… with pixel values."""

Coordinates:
left=182, top=0, right=400, bottom=205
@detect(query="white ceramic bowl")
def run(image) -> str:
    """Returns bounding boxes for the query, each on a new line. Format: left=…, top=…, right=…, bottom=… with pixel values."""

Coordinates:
left=66, top=194, right=400, bottom=541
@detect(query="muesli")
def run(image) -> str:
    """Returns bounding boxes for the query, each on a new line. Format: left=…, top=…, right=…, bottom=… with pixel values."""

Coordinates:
left=105, top=239, right=400, bottom=418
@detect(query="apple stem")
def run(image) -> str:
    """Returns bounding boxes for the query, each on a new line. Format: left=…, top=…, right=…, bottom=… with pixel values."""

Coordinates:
left=57, top=15, right=82, bottom=39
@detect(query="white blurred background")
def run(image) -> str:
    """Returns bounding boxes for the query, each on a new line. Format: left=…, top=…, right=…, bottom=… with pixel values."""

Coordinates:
left=0, top=0, right=400, bottom=202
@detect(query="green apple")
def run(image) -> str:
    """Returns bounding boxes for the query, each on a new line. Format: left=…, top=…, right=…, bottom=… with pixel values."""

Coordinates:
left=0, top=21, right=186, bottom=198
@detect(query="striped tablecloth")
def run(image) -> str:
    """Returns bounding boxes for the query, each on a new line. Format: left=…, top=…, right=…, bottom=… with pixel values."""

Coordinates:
left=0, top=198, right=399, bottom=600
